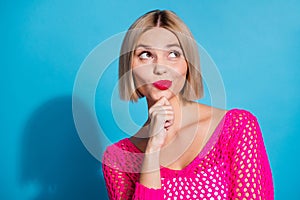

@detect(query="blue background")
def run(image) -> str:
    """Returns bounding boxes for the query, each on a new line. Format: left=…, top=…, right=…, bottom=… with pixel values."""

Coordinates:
left=2, top=0, right=300, bottom=199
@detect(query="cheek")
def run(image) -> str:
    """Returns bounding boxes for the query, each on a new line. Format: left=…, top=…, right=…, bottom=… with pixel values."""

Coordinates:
left=171, top=62, right=188, bottom=91
left=132, top=65, right=152, bottom=87
left=174, top=61, right=188, bottom=78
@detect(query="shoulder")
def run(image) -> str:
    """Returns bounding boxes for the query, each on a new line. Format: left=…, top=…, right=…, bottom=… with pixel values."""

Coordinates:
left=102, top=138, right=143, bottom=173
left=194, top=103, right=259, bottom=127
left=193, top=103, right=227, bottom=123
left=224, top=108, right=263, bottom=142
left=225, top=108, right=259, bottom=125
left=210, top=107, right=260, bottom=140
left=103, top=138, right=141, bottom=157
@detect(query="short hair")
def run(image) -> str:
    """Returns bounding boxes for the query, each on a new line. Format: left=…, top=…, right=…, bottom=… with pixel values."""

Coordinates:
left=119, top=10, right=203, bottom=102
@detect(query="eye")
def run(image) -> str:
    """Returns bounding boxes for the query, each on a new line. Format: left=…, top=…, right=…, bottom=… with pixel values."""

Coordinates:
left=168, top=50, right=181, bottom=58
left=138, top=51, right=152, bottom=60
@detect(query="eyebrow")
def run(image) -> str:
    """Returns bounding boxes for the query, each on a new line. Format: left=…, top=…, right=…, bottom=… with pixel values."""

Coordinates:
left=135, top=43, right=182, bottom=49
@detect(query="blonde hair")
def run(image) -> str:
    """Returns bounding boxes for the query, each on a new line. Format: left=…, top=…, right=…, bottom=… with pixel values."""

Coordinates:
left=119, top=10, right=203, bottom=102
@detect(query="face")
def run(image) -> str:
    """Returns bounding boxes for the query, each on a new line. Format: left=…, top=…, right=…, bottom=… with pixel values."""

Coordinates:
left=131, top=27, right=188, bottom=102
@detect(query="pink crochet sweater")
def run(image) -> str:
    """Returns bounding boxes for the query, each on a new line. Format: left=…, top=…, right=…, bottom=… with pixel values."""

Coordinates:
left=102, top=109, right=274, bottom=199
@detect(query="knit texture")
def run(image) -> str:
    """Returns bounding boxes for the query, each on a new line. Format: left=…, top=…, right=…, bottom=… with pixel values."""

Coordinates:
left=102, top=109, right=274, bottom=200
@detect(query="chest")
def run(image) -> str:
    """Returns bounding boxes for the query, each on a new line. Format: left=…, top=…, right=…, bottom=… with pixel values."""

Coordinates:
left=160, top=163, right=230, bottom=200
left=159, top=120, right=216, bottom=170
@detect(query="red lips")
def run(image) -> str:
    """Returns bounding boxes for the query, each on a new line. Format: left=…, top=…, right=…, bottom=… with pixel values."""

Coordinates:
left=152, top=80, right=172, bottom=90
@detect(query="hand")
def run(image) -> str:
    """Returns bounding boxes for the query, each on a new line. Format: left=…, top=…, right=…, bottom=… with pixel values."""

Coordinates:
left=146, top=97, right=174, bottom=152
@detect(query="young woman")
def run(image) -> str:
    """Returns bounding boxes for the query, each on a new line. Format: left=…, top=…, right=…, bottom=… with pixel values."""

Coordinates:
left=102, top=10, right=274, bottom=200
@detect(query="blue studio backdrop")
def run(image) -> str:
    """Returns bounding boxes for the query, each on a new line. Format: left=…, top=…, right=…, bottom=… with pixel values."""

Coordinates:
left=1, top=1, right=300, bottom=199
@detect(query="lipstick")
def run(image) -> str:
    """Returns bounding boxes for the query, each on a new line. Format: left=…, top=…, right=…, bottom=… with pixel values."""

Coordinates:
left=152, top=80, right=172, bottom=90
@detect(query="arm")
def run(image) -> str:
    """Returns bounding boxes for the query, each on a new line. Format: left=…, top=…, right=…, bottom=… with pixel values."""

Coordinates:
left=133, top=150, right=163, bottom=200
left=102, top=145, right=164, bottom=200
left=135, top=96, right=173, bottom=199
left=102, top=149, right=136, bottom=200
left=102, top=97, right=172, bottom=200
left=229, top=111, right=274, bottom=199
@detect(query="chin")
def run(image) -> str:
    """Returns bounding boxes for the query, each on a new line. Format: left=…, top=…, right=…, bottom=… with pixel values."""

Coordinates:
left=148, top=91, right=176, bottom=101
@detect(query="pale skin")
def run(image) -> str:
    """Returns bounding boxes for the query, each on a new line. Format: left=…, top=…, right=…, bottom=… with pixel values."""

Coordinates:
left=129, top=27, right=227, bottom=189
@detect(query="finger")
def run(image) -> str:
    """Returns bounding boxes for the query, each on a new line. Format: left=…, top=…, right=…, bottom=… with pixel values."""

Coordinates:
left=154, top=110, right=174, bottom=119
left=164, top=120, right=174, bottom=128
left=150, top=112, right=174, bottom=128
left=149, top=106, right=174, bottom=118
left=157, top=116, right=174, bottom=127
left=163, top=97, right=171, bottom=106
left=155, top=96, right=170, bottom=106
left=150, top=105, right=173, bottom=112
left=159, top=96, right=170, bottom=106
left=150, top=107, right=173, bottom=115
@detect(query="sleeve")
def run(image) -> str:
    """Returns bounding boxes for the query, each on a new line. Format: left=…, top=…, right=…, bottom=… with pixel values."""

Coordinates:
left=229, top=111, right=274, bottom=200
left=102, top=145, right=163, bottom=200
left=102, top=148, right=135, bottom=200
left=133, top=182, right=163, bottom=200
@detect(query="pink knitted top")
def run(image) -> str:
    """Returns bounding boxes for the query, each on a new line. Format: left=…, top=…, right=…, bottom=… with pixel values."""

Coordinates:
left=102, top=109, right=274, bottom=200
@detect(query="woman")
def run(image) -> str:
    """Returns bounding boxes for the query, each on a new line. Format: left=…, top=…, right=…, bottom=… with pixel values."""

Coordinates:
left=102, top=10, right=274, bottom=200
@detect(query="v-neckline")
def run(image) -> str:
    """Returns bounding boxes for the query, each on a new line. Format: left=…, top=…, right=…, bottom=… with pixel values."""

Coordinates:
left=126, top=109, right=232, bottom=175
left=160, top=110, right=228, bottom=175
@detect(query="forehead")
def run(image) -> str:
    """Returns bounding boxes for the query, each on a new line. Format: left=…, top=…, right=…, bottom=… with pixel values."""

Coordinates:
left=136, top=27, right=180, bottom=48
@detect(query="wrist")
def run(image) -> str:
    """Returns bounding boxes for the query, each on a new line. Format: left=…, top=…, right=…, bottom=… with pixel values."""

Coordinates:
left=145, top=145, right=161, bottom=154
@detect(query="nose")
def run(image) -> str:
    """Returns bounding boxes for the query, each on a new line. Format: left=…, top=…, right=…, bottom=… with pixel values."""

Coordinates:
left=153, top=64, right=167, bottom=75
left=153, top=55, right=168, bottom=75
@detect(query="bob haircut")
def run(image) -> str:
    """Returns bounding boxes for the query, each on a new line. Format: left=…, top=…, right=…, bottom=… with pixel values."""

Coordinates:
left=119, top=10, right=203, bottom=102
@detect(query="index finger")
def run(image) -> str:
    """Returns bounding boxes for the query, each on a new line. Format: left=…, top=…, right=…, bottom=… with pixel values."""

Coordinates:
left=156, top=96, right=170, bottom=106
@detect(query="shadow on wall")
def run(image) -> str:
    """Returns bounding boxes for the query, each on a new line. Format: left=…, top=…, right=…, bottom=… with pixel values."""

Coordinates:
left=19, top=96, right=108, bottom=200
